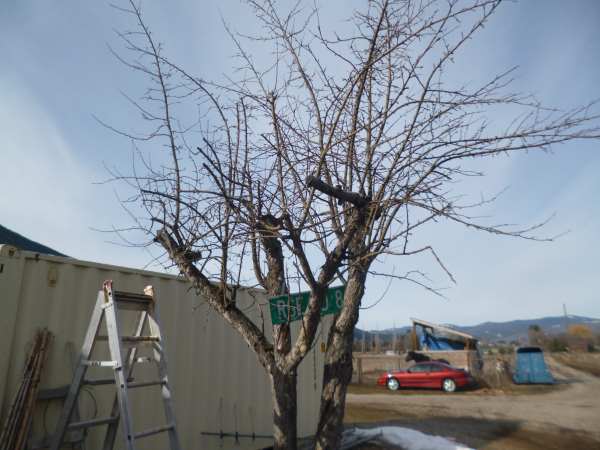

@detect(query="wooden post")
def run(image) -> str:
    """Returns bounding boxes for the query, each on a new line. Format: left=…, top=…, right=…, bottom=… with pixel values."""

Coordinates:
left=411, top=323, right=418, bottom=351
left=356, top=357, right=363, bottom=385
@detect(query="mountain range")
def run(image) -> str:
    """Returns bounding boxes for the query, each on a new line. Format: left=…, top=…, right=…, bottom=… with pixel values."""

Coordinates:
left=355, top=315, right=600, bottom=344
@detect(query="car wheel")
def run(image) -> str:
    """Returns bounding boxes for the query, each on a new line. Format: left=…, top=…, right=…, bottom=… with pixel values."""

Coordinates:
left=387, top=377, right=400, bottom=391
left=442, top=378, right=456, bottom=393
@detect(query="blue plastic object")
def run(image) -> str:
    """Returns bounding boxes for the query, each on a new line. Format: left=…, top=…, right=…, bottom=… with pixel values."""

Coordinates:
left=512, top=347, right=554, bottom=384
left=420, top=332, right=465, bottom=350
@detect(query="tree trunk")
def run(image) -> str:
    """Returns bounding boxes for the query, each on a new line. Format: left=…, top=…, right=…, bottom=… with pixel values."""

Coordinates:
left=271, top=367, right=298, bottom=450
left=315, top=267, right=367, bottom=450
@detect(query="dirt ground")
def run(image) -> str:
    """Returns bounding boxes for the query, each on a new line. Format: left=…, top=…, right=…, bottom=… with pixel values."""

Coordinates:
left=344, top=356, right=600, bottom=449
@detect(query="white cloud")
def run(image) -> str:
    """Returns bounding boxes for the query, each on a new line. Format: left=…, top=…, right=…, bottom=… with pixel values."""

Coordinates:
left=0, top=76, right=92, bottom=239
left=0, top=75, right=154, bottom=268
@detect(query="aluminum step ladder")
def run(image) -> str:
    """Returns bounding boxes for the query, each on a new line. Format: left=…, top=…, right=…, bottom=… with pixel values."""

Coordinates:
left=49, top=281, right=181, bottom=450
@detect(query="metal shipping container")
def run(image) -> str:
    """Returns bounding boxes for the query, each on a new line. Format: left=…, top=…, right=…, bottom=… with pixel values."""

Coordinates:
left=0, top=245, right=329, bottom=449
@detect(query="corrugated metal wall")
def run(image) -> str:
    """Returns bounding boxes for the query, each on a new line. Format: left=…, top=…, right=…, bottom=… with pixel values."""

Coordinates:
left=0, top=245, right=329, bottom=450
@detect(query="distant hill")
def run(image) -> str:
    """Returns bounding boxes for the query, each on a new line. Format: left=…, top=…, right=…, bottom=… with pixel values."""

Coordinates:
left=0, top=224, right=66, bottom=257
left=356, top=315, right=600, bottom=344
left=456, top=315, right=600, bottom=343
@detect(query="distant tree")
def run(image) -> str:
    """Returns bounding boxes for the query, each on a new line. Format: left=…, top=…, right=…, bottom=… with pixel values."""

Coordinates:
left=110, top=0, right=600, bottom=448
left=567, top=324, right=594, bottom=352
left=528, top=324, right=544, bottom=346
left=568, top=324, right=593, bottom=339
left=548, top=335, right=568, bottom=353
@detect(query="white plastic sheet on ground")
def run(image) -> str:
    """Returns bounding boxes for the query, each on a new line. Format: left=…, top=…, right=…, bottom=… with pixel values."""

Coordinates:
left=347, top=426, right=474, bottom=450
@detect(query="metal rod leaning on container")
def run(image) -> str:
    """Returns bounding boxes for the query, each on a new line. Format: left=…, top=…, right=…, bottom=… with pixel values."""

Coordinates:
left=0, top=328, right=53, bottom=450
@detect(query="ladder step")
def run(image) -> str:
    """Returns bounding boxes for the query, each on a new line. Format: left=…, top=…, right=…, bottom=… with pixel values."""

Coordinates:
left=84, top=377, right=134, bottom=386
left=68, top=416, right=118, bottom=430
left=134, top=423, right=174, bottom=440
left=82, top=359, right=118, bottom=367
left=122, top=335, right=160, bottom=342
left=113, top=291, right=153, bottom=310
left=96, top=335, right=160, bottom=343
left=128, top=379, right=165, bottom=389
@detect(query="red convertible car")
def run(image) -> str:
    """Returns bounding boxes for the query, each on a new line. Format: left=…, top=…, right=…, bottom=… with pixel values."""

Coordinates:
left=377, top=361, right=474, bottom=392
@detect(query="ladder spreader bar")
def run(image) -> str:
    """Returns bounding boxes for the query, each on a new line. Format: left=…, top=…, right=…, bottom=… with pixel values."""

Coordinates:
left=134, top=424, right=174, bottom=440
left=84, top=377, right=134, bottom=386
left=67, top=416, right=118, bottom=430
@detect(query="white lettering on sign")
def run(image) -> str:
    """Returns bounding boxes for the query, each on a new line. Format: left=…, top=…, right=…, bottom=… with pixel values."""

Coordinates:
left=335, top=288, right=344, bottom=309
left=277, top=300, right=288, bottom=319
left=269, top=286, right=346, bottom=324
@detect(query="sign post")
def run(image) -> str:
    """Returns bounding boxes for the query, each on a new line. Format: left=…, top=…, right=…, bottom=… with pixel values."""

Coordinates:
left=269, top=285, right=346, bottom=325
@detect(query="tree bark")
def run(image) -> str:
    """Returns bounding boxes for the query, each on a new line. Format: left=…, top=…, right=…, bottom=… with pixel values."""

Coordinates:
left=271, top=367, right=298, bottom=450
left=315, top=266, right=367, bottom=450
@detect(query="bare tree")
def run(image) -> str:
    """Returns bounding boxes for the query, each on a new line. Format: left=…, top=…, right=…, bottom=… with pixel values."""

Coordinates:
left=107, top=0, right=599, bottom=448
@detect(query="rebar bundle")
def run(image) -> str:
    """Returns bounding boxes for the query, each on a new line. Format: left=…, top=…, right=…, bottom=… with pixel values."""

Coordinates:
left=0, top=328, right=52, bottom=450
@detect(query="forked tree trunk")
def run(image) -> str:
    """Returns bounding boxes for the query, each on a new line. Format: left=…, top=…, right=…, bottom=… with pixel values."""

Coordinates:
left=315, top=267, right=367, bottom=450
left=271, top=367, right=298, bottom=450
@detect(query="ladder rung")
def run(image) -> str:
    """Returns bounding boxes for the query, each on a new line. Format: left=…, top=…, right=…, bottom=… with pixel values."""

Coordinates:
left=84, top=377, right=134, bottom=386
left=128, top=380, right=165, bottom=389
left=68, top=416, right=118, bottom=430
left=134, top=424, right=174, bottom=440
left=82, top=360, right=118, bottom=367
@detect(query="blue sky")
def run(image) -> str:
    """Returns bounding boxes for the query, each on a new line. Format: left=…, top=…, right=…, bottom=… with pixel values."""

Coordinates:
left=1, top=1, right=599, bottom=329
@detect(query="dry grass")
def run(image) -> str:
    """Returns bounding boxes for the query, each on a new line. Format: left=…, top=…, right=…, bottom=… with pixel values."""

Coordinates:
left=551, top=352, right=600, bottom=377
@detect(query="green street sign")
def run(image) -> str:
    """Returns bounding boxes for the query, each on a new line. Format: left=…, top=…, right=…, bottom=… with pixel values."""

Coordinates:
left=269, top=285, right=346, bottom=325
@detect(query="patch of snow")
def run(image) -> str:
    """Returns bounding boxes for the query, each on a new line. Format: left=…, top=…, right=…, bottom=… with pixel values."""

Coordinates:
left=348, top=426, right=473, bottom=450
